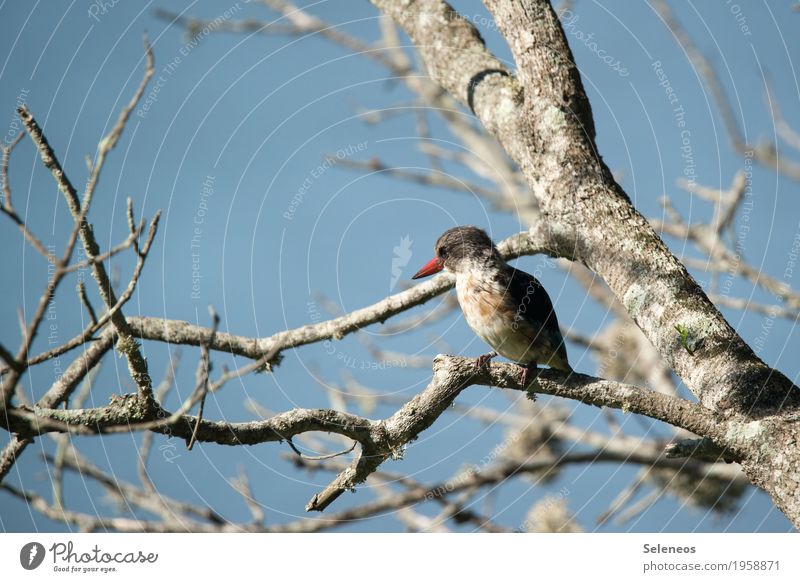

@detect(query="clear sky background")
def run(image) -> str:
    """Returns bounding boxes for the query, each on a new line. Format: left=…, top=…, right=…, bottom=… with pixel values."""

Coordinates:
left=1, top=0, right=798, bottom=532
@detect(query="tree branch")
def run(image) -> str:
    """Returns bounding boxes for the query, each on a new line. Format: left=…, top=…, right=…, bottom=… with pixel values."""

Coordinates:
left=0, top=331, right=114, bottom=482
left=59, top=229, right=548, bottom=364
left=4, top=354, right=734, bottom=513
left=14, top=36, right=158, bottom=403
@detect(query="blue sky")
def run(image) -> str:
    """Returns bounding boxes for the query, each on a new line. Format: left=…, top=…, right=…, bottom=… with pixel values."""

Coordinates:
left=1, top=0, right=798, bottom=532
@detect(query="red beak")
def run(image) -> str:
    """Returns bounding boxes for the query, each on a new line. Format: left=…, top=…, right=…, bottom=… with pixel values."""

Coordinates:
left=412, top=257, right=444, bottom=279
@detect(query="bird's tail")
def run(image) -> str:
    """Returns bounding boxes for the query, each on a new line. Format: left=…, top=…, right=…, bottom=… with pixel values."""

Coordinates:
left=547, top=348, right=573, bottom=373
left=550, top=359, right=573, bottom=373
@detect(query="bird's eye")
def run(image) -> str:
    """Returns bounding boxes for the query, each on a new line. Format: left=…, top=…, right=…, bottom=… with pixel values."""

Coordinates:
left=439, top=246, right=447, bottom=259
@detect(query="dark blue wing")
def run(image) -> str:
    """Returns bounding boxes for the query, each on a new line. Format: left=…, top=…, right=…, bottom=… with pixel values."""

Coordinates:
left=504, top=267, right=562, bottom=336
left=501, top=266, right=571, bottom=370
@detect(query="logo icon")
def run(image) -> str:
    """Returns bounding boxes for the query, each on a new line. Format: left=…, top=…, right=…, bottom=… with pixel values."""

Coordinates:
left=20, top=542, right=45, bottom=570
left=390, top=235, right=413, bottom=291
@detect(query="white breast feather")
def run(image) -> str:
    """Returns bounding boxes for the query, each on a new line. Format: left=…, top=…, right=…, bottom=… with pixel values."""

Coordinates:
left=455, top=272, right=537, bottom=363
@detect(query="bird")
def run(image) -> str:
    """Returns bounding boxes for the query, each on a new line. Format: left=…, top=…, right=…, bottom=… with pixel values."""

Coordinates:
left=411, top=226, right=571, bottom=385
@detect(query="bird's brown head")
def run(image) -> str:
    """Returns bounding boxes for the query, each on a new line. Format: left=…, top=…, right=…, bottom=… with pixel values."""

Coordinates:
left=412, top=226, right=500, bottom=279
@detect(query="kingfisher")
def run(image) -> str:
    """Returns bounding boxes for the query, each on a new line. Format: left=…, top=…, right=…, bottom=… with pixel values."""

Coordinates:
left=412, top=226, right=572, bottom=384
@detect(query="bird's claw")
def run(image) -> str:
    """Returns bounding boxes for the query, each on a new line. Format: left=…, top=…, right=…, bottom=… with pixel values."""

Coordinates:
left=476, top=351, right=497, bottom=371
left=520, top=364, right=538, bottom=389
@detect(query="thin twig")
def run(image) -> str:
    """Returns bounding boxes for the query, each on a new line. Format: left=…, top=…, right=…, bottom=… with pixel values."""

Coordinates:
left=230, top=466, right=265, bottom=524
left=284, top=438, right=357, bottom=461
left=188, top=307, right=220, bottom=451
left=82, top=35, right=154, bottom=212
left=77, top=283, right=98, bottom=326
left=0, top=133, right=50, bottom=258
left=139, top=351, right=180, bottom=493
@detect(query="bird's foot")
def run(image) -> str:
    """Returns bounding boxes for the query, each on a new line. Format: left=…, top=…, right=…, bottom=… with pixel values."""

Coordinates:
left=476, top=351, right=497, bottom=371
left=520, top=364, right=539, bottom=392
left=521, top=364, right=539, bottom=402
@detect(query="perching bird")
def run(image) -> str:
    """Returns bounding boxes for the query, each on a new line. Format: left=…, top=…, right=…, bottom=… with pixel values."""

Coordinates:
left=412, top=226, right=572, bottom=384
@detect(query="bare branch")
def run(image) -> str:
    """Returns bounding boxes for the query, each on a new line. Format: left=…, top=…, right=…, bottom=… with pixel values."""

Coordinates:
left=83, top=35, right=154, bottom=211
left=5, top=353, right=730, bottom=514
left=18, top=215, right=160, bottom=371
left=0, top=330, right=114, bottom=482
left=139, top=352, right=181, bottom=493
left=61, top=224, right=144, bottom=274
left=284, top=438, right=357, bottom=462
left=0, top=132, right=49, bottom=258
left=11, top=36, right=158, bottom=405
left=230, top=466, right=264, bottom=525
left=665, top=436, right=736, bottom=463
left=77, top=283, right=98, bottom=326
left=188, top=307, right=220, bottom=450
left=652, top=0, right=800, bottom=180
left=15, top=111, right=157, bottom=403
left=335, top=157, right=508, bottom=208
